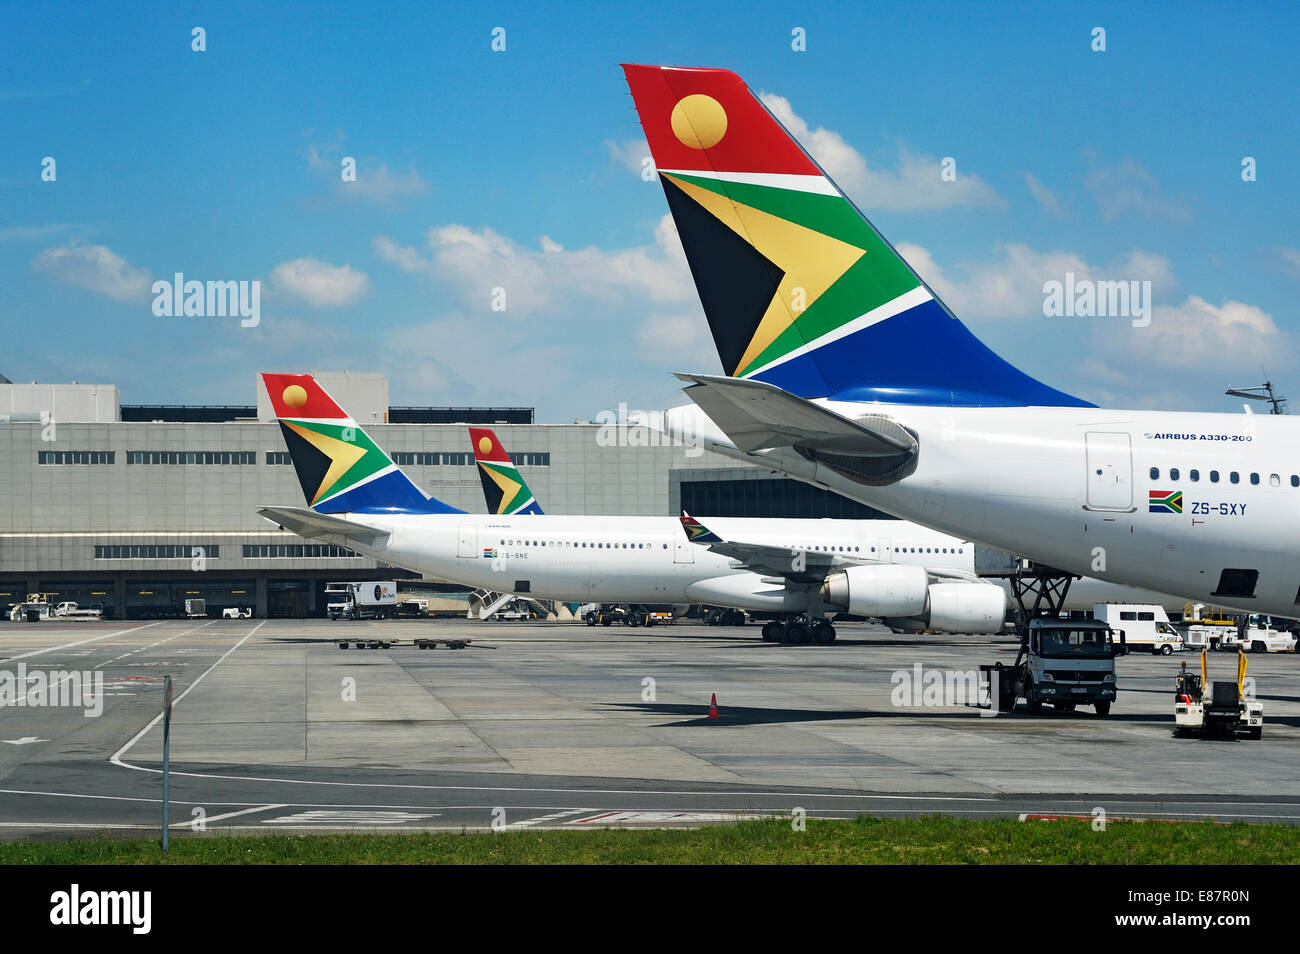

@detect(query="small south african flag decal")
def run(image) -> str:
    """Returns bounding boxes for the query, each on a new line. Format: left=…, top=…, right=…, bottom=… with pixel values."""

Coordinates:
left=483, top=547, right=498, bottom=559
left=1148, top=490, right=1183, bottom=514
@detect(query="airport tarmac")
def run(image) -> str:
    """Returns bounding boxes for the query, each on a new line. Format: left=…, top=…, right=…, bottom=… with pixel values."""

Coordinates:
left=2, top=616, right=1300, bottom=838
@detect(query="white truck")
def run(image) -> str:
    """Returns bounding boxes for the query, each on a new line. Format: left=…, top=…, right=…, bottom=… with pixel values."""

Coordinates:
left=1222, top=615, right=1297, bottom=653
left=326, top=581, right=398, bottom=620
left=1093, top=603, right=1183, bottom=654
left=52, top=601, right=104, bottom=621
left=184, top=598, right=207, bottom=618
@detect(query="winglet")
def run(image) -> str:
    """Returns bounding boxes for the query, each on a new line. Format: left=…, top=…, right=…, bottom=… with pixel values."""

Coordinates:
left=680, top=511, right=722, bottom=544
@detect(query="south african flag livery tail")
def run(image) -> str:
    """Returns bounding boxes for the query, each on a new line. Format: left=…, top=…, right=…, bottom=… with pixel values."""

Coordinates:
left=470, top=427, right=543, bottom=516
left=622, top=64, right=1091, bottom=409
left=262, top=372, right=463, bottom=515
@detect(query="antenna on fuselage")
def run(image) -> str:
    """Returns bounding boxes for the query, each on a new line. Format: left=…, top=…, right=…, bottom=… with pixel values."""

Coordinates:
left=1226, top=380, right=1288, bottom=415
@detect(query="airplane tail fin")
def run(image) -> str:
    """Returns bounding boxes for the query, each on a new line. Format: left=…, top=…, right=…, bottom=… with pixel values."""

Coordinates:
left=621, top=64, right=1091, bottom=409
left=470, top=427, right=544, bottom=515
left=261, top=372, right=464, bottom=515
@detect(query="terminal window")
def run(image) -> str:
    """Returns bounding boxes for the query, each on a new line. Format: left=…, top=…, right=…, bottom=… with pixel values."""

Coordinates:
left=126, top=451, right=256, bottom=465
left=265, top=451, right=292, bottom=465
left=393, top=452, right=472, bottom=466
left=95, top=544, right=220, bottom=559
left=242, top=544, right=359, bottom=558
left=680, top=477, right=896, bottom=520
left=38, top=451, right=115, bottom=465
left=508, top=452, right=550, bottom=466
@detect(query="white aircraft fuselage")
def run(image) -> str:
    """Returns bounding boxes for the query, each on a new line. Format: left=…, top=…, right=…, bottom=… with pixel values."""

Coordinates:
left=672, top=403, right=1298, bottom=615
left=321, top=513, right=973, bottom=611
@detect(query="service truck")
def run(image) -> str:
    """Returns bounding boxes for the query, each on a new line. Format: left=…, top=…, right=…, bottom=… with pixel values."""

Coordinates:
left=1174, top=650, right=1263, bottom=739
left=1093, top=603, right=1182, bottom=654
left=1221, top=615, right=1297, bottom=653
left=184, top=598, right=207, bottom=618
left=52, top=601, right=104, bottom=621
left=326, top=581, right=398, bottom=620
left=983, top=617, right=1123, bottom=716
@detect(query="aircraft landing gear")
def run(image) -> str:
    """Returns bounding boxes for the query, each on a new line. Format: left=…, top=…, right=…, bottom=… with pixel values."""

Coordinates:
left=764, top=617, right=836, bottom=645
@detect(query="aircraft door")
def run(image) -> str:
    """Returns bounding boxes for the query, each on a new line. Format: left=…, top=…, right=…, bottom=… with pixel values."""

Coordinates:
left=457, top=525, right=477, bottom=559
left=1084, top=432, right=1135, bottom=512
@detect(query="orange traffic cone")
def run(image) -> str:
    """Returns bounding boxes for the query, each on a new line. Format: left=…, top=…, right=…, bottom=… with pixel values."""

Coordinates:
left=707, top=693, right=720, bottom=720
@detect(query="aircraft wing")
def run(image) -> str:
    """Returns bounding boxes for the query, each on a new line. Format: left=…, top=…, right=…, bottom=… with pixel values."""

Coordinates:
left=674, top=372, right=917, bottom=456
left=680, top=513, right=865, bottom=585
left=681, top=513, right=986, bottom=588
left=257, top=506, right=391, bottom=545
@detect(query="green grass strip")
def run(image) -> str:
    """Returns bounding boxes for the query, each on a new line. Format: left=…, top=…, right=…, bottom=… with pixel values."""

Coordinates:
left=3, top=816, right=1298, bottom=865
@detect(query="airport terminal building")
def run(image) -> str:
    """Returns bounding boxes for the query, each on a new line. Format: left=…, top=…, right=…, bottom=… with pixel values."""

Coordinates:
left=0, top=372, right=895, bottom=618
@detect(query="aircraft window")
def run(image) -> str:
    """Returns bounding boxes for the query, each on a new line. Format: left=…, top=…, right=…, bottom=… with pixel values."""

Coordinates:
left=662, top=544, right=668, bottom=549
left=1230, top=473, right=1239, bottom=484
left=1149, top=467, right=1159, bottom=479
left=959, top=548, right=964, bottom=554
left=1293, top=476, right=1299, bottom=488
left=1270, top=474, right=1280, bottom=487
left=1249, top=473, right=1259, bottom=485
left=1170, top=468, right=1180, bottom=480
left=500, top=539, right=504, bottom=545
left=1190, top=469, right=1200, bottom=482
left=1210, top=470, right=1220, bottom=483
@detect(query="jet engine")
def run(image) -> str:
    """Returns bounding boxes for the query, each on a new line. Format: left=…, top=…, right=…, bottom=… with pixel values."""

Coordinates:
left=820, top=564, right=930, bottom=618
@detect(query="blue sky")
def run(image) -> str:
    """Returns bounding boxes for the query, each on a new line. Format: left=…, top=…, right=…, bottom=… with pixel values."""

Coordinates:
left=3, top=0, right=1297, bottom=417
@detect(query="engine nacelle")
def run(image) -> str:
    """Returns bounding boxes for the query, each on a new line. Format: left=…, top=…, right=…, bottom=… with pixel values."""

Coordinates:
left=820, top=564, right=929, bottom=618
left=924, top=583, right=1006, bottom=635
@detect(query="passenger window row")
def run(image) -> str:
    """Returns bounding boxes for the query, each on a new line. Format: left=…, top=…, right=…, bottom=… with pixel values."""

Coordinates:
left=1149, top=467, right=1294, bottom=488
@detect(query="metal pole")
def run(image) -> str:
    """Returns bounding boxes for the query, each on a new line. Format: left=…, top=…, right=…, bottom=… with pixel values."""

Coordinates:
left=162, top=674, right=172, bottom=853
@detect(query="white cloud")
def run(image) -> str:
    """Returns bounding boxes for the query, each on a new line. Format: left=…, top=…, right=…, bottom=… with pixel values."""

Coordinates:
left=31, top=242, right=151, bottom=302
left=896, top=240, right=1176, bottom=321
left=1025, top=173, right=1060, bottom=215
left=605, top=137, right=651, bottom=175
left=1085, top=157, right=1192, bottom=224
left=758, top=92, right=1002, bottom=211
left=1273, top=247, right=1300, bottom=279
left=1139, top=295, right=1286, bottom=367
left=271, top=257, right=370, bottom=307
left=0, top=223, right=89, bottom=243
left=372, top=213, right=694, bottom=318
left=635, top=312, right=714, bottom=362
left=307, top=144, right=429, bottom=205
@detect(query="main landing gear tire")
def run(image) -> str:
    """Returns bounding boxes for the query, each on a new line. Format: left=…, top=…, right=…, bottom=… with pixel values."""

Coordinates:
left=761, top=622, right=781, bottom=642
left=785, top=622, right=809, bottom=644
left=812, top=622, right=836, bottom=645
